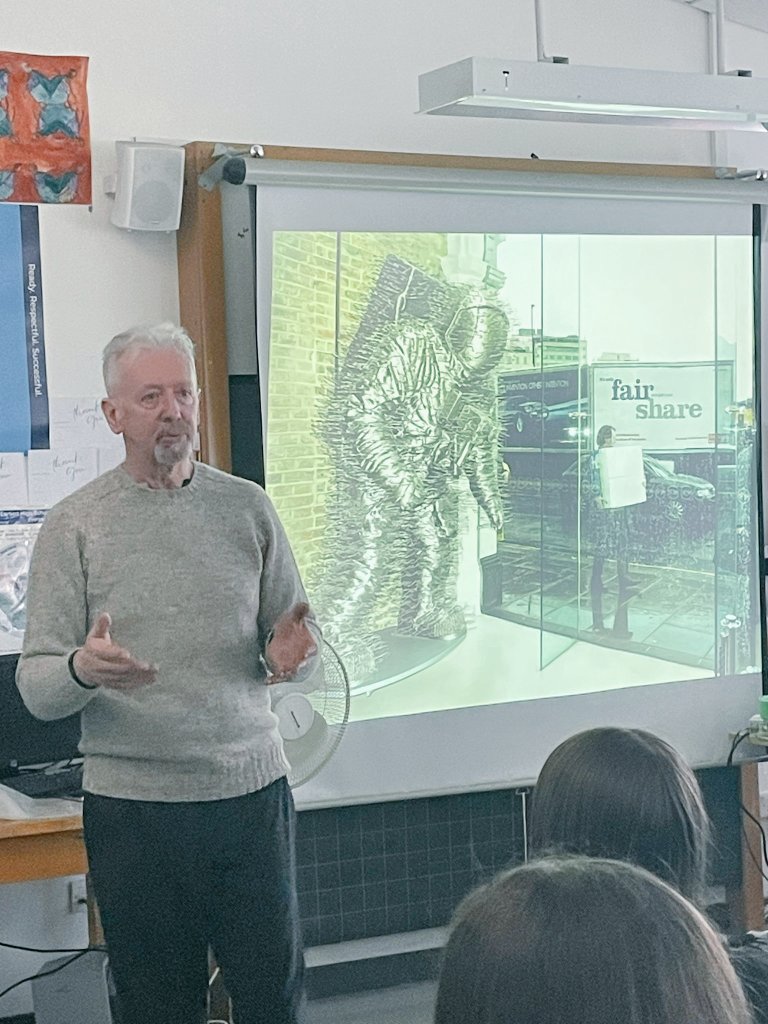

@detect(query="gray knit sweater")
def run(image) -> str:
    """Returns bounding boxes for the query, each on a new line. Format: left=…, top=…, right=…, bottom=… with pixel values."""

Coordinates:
left=16, top=463, right=311, bottom=801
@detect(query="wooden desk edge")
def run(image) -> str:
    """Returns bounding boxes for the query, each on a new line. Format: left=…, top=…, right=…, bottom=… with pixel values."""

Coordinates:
left=0, top=814, right=82, bottom=841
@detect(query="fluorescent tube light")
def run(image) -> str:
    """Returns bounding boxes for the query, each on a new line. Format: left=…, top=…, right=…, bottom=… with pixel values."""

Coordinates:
left=418, top=58, right=768, bottom=131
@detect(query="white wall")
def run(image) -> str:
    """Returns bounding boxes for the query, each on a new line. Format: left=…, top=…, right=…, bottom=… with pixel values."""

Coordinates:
left=3, top=0, right=768, bottom=1014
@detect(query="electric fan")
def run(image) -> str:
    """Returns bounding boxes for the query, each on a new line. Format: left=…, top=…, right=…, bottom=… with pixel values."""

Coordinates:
left=270, top=637, right=350, bottom=787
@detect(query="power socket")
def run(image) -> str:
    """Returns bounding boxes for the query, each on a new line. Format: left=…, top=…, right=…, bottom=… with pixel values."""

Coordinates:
left=67, top=877, right=88, bottom=914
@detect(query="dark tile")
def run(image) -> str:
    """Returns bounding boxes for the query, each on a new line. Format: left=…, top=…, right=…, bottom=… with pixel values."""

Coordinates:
left=297, top=889, right=318, bottom=919
left=450, top=845, right=472, bottom=871
left=316, top=862, right=341, bottom=890
left=364, top=882, right=386, bottom=909
left=365, top=908, right=387, bottom=934
left=405, top=800, right=429, bottom=826
left=491, top=840, right=514, bottom=866
left=450, top=820, right=471, bottom=845
left=429, top=873, right=452, bottom=900
left=385, top=854, right=408, bottom=880
left=483, top=790, right=515, bottom=816
left=450, top=793, right=474, bottom=820
left=315, top=835, right=340, bottom=863
left=386, top=905, right=409, bottom=933
left=451, top=870, right=474, bottom=899
left=296, top=864, right=317, bottom=893
left=340, top=885, right=365, bottom=912
left=341, top=910, right=366, bottom=939
left=427, top=848, right=451, bottom=872
left=382, top=802, right=406, bottom=829
left=339, top=858, right=363, bottom=887
left=471, top=841, right=494, bottom=869
left=385, top=878, right=409, bottom=906
left=317, top=889, right=341, bottom=917
left=313, top=810, right=339, bottom=838
left=361, top=830, right=385, bottom=857
left=406, top=825, right=429, bottom=851
left=428, top=823, right=451, bottom=849
left=429, top=898, right=454, bottom=925
left=427, top=797, right=452, bottom=823
left=363, top=855, right=387, bottom=883
left=295, top=838, right=316, bottom=864
left=384, top=828, right=407, bottom=854
left=470, top=792, right=498, bottom=817
left=335, top=805, right=362, bottom=831
left=408, top=877, right=429, bottom=905
left=359, top=804, right=384, bottom=830
left=338, top=831, right=363, bottom=859
left=491, top=816, right=514, bottom=843
left=318, top=915, right=342, bottom=945
left=302, top=918, right=320, bottom=947
left=470, top=818, right=493, bottom=843
left=408, top=901, right=431, bottom=930
left=407, top=850, right=430, bottom=876
left=296, top=813, right=315, bottom=839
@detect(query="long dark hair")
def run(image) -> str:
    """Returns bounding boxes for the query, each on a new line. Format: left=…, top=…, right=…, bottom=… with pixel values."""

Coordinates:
left=434, top=856, right=753, bottom=1024
left=528, top=727, right=710, bottom=900
left=596, top=423, right=615, bottom=448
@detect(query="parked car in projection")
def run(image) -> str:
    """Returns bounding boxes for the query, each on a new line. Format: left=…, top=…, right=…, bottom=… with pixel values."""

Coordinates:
left=560, top=454, right=716, bottom=564
left=498, top=366, right=587, bottom=449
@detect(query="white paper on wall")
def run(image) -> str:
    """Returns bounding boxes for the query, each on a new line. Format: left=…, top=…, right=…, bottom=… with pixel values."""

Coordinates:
left=0, top=453, right=29, bottom=509
left=27, top=448, right=98, bottom=508
left=97, top=446, right=124, bottom=475
left=597, top=445, right=646, bottom=509
left=48, top=397, right=122, bottom=450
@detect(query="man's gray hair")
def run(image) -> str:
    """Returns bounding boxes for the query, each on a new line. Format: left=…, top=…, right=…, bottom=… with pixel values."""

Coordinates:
left=102, top=322, right=197, bottom=395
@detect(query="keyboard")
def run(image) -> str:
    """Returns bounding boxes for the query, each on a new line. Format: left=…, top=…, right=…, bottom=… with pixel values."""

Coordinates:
left=1, top=763, right=83, bottom=799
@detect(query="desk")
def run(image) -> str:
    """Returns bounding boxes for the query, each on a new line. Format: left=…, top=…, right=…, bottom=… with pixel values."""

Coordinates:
left=0, top=814, right=103, bottom=945
left=0, top=815, right=86, bottom=884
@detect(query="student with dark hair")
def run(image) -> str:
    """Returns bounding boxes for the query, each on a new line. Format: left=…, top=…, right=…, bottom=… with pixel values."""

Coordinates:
left=435, top=856, right=753, bottom=1024
left=529, top=727, right=768, bottom=1023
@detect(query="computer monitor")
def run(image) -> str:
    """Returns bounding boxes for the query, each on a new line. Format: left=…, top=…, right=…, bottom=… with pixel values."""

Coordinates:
left=0, top=654, right=81, bottom=776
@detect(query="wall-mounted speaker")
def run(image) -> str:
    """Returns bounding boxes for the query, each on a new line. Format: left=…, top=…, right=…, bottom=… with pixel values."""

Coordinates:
left=109, top=141, right=185, bottom=232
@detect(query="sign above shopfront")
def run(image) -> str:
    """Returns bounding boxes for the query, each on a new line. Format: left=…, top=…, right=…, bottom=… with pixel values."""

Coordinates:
left=591, top=361, right=734, bottom=451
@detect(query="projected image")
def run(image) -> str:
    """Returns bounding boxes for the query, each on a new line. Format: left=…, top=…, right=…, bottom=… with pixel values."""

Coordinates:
left=265, top=231, right=760, bottom=723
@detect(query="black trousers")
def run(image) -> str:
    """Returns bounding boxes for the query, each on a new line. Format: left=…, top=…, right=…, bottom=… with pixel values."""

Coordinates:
left=83, top=777, right=305, bottom=1024
left=591, top=557, right=632, bottom=633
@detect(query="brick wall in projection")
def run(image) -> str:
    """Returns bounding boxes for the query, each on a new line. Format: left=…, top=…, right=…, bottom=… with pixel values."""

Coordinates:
left=266, top=233, right=448, bottom=593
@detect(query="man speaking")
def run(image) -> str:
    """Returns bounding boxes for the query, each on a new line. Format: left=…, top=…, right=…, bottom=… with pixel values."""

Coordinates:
left=17, top=323, right=317, bottom=1024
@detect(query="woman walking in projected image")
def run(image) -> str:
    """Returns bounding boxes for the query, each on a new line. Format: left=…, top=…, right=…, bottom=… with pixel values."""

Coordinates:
left=586, top=424, right=639, bottom=640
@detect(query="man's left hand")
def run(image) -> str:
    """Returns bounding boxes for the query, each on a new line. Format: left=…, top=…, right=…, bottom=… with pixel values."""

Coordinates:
left=265, top=602, right=318, bottom=683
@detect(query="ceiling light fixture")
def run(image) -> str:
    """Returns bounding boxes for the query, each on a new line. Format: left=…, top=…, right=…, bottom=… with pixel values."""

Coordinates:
left=418, top=57, right=768, bottom=131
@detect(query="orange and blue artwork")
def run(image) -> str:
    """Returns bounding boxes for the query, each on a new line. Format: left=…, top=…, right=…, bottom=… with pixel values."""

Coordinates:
left=0, top=50, right=91, bottom=205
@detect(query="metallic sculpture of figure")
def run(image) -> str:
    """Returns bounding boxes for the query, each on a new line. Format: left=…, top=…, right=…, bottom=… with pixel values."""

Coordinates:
left=314, top=283, right=509, bottom=680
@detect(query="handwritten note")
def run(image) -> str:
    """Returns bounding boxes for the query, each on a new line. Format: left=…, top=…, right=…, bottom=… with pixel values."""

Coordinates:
left=0, top=453, right=29, bottom=509
left=49, top=397, right=122, bottom=450
left=27, top=449, right=98, bottom=508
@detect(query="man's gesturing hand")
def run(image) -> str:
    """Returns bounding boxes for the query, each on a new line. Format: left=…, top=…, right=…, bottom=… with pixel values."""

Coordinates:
left=264, top=602, right=318, bottom=684
left=72, top=613, right=158, bottom=691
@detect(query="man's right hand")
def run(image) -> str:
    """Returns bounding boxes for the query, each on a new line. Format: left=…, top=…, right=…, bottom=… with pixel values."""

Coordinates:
left=72, top=613, right=158, bottom=691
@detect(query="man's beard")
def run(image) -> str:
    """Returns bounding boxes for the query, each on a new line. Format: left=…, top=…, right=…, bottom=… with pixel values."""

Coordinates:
left=154, top=434, right=192, bottom=467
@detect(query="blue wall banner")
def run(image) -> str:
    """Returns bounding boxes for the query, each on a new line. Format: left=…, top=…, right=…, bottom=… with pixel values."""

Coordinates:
left=0, top=204, right=49, bottom=452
